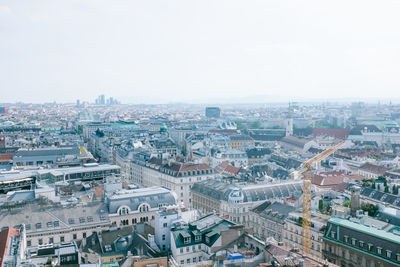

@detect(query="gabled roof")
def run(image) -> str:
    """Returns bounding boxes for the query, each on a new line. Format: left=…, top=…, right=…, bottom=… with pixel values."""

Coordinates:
left=312, top=128, right=350, bottom=139
left=359, top=163, right=390, bottom=175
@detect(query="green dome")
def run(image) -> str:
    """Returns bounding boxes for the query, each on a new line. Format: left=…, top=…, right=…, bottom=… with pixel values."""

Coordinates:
left=160, top=123, right=168, bottom=132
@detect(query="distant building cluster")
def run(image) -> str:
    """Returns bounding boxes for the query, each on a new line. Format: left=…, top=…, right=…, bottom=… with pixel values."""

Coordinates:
left=94, top=94, right=120, bottom=105
left=1, top=101, right=400, bottom=266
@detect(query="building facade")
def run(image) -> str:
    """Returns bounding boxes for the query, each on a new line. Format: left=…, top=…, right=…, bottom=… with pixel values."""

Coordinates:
left=106, top=186, right=176, bottom=228
left=322, top=217, right=400, bottom=267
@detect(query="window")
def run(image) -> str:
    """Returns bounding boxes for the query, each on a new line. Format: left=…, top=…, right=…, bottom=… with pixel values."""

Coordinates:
left=184, top=237, right=191, bottom=244
left=187, top=259, right=191, bottom=264
left=344, top=235, right=348, bottom=243
left=199, top=256, right=202, bottom=261
left=377, top=247, right=382, bottom=255
left=54, top=221, right=59, bottom=227
left=79, top=217, right=86, bottom=223
left=195, top=234, right=201, bottom=242
left=396, top=254, right=400, bottom=262
left=27, top=240, right=31, bottom=247
left=36, top=223, right=42, bottom=229
left=163, top=223, right=167, bottom=228
left=60, top=236, right=65, bottom=242
left=180, top=248, right=183, bottom=253
left=38, top=239, right=43, bottom=245
left=87, top=216, right=93, bottom=222
left=68, top=218, right=75, bottom=224
left=351, top=238, right=357, bottom=246
left=83, top=232, right=87, bottom=238
left=162, top=245, right=166, bottom=251
left=162, top=234, right=166, bottom=241
left=359, top=241, right=364, bottom=248
left=180, top=260, right=184, bottom=265
left=186, top=247, right=190, bottom=252
left=26, top=224, right=31, bottom=230
left=193, top=257, right=197, bottom=263
left=49, top=237, right=54, bottom=244
left=73, top=234, right=77, bottom=239
left=368, top=243, right=373, bottom=251
left=330, top=231, right=336, bottom=239
left=47, top=222, right=53, bottom=228
left=387, top=250, right=392, bottom=258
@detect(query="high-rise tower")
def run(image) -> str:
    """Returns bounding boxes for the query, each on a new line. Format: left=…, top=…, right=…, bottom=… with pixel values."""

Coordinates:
left=285, top=103, right=293, bottom=136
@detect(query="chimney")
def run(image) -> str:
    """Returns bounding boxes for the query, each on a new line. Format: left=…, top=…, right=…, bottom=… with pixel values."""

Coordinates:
left=350, top=186, right=361, bottom=217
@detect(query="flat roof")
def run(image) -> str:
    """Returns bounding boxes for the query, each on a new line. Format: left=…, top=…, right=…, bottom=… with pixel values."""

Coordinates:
left=329, top=217, right=400, bottom=244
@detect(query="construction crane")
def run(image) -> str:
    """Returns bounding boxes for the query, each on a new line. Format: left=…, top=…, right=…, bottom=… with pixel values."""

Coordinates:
left=300, top=141, right=345, bottom=255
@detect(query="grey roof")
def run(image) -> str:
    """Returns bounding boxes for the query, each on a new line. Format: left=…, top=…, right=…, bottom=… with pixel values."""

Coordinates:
left=191, top=180, right=302, bottom=203
left=106, top=187, right=176, bottom=213
left=0, top=202, right=110, bottom=234
left=252, top=201, right=295, bottom=223
left=7, top=190, right=35, bottom=201
left=14, top=146, right=80, bottom=157
left=350, top=185, right=400, bottom=208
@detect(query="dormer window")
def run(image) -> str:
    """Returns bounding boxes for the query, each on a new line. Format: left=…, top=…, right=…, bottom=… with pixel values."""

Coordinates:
left=205, top=236, right=210, bottom=243
left=195, top=234, right=201, bottom=242
left=387, top=250, right=392, bottom=258
left=184, top=237, right=191, bottom=244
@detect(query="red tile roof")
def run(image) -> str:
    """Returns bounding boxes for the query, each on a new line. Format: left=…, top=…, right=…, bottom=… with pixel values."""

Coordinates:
left=0, top=154, right=13, bottom=162
left=359, top=163, right=390, bottom=175
left=214, top=161, right=240, bottom=176
left=0, top=228, right=19, bottom=267
left=312, top=171, right=363, bottom=187
left=312, top=128, right=350, bottom=139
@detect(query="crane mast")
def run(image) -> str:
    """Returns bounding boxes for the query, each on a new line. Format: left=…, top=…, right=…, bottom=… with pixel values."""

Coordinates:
left=301, top=141, right=345, bottom=255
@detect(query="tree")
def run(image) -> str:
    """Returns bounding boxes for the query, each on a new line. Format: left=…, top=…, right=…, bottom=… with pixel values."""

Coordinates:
left=77, top=125, right=83, bottom=135
left=385, top=186, right=389, bottom=193
left=343, top=200, right=351, bottom=207
left=372, top=182, right=376, bottom=189
left=393, top=185, right=399, bottom=195
left=361, top=203, right=379, bottom=216
left=95, top=128, right=104, bottom=137
left=319, top=199, right=324, bottom=211
left=377, top=184, right=381, bottom=191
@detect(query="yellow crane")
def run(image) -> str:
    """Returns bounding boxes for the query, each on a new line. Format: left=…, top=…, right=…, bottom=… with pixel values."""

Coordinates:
left=300, top=141, right=345, bottom=255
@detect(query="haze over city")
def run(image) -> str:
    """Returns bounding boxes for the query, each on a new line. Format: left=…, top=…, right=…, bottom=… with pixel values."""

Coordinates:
left=1, top=0, right=400, bottom=103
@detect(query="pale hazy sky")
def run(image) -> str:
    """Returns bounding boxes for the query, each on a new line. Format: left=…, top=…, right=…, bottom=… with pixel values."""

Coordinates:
left=1, top=0, right=400, bottom=103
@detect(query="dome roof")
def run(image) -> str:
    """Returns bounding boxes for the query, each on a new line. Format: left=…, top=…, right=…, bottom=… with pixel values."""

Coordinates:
left=160, top=123, right=168, bottom=132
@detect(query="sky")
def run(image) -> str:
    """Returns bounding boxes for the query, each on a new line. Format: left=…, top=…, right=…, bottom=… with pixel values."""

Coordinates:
left=1, top=0, right=400, bottom=104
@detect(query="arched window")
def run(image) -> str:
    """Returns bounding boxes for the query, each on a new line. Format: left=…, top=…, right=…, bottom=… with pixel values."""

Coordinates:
left=138, top=203, right=150, bottom=212
left=118, top=206, right=130, bottom=215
